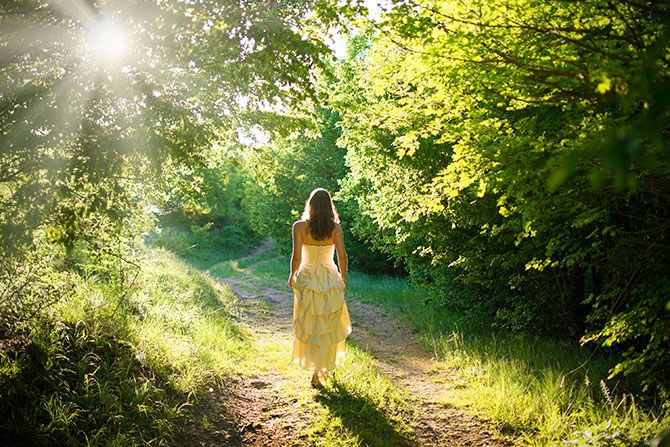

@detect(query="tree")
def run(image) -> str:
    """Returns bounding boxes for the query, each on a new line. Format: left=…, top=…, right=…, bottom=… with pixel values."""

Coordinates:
left=327, top=0, right=670, bottom=393
left=0, top=0, right=358, bottom=329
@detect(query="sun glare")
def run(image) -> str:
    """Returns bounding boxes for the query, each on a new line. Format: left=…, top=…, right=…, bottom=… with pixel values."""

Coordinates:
left=84, top=14, right=128, bottom=61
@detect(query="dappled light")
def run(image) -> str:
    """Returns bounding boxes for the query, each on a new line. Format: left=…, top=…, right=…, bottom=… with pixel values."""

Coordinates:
left=1, top=0, right=669, bottom=446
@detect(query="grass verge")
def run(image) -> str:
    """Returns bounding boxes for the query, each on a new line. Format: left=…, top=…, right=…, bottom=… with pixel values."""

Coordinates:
left=219, top=251, right=669, bottom=446
left=0, top=247, right=249, bottom=446
left=208, top=245, right=416, bottom=446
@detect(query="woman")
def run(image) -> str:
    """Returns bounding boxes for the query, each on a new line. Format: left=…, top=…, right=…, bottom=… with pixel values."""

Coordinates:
left=288, top=188, right=352, bottom=387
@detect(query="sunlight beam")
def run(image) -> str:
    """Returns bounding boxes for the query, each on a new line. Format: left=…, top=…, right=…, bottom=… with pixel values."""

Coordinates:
left=47, top=0, right=94, bottom=23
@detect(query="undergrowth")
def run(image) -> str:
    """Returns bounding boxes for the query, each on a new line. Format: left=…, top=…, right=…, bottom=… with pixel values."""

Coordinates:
left=0, top=246, right=249, bottom=446
left=348, top=272, right=670, bottom=447
left=4, top=230, right=666, bottom=446
left=224, top=251, right=669, bottom=446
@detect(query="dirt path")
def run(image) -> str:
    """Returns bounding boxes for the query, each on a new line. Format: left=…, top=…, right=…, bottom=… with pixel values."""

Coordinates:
left=348, top=303, right=504, bottom=446
left=184, top=238, right=510, bottom=446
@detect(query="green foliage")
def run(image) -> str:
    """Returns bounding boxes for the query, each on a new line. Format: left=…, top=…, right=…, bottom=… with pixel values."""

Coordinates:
left=0, top=0, right=353, bottom=325
left=345, top=268, right=669, bottom=447
left=326, top=0, right=670, bottom=395
left=158, top=144, right=254, bottom=229
left=240, top=109, right=398, bottom=272
left=208, top=249, right=668, bottom=446
left=0, top=246, right=248, bottom=445
left=241, top=109, right=347, bottom=248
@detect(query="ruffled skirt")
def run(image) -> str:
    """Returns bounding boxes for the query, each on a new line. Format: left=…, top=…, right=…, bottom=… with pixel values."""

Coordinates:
left=292, top=263, right=352, bottom=371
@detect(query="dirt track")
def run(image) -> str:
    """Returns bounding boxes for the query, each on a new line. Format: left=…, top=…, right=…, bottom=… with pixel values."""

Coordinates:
left=178, top=239, right=510, bottom=446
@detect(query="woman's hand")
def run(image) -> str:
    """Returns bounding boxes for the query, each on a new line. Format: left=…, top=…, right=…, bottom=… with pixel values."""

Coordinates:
left=288, top=274, right=296, bottom=288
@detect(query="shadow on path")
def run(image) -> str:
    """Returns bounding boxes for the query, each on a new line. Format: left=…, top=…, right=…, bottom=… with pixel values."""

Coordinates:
left=314, top=379, right=413, bottom=447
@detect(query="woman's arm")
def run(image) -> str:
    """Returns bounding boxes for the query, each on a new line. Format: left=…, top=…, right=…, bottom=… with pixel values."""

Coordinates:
left=333, top=224, right=348, bottom=284
left=288, top=221, right=303, bottom=287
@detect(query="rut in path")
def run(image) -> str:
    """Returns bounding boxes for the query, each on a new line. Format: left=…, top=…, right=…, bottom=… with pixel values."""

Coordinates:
left=180, top=238, right=511, bottom=447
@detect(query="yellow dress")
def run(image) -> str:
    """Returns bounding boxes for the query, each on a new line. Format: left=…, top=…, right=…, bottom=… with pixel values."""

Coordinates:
left=292, top=244, right=352, bottom=372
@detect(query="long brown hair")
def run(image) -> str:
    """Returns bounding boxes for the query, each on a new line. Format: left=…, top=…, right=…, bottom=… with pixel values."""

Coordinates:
left=301, top=188, right=340, bottom=240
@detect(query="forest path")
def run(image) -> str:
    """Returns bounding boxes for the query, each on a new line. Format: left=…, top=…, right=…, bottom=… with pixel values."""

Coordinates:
left=183, top=238, right=510, bottom=447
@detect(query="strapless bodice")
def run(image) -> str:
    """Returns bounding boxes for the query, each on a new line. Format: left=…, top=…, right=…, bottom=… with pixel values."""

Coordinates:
left=301, top=244, right=336, bottom=267
left=292, top=242, right=351, bottom=372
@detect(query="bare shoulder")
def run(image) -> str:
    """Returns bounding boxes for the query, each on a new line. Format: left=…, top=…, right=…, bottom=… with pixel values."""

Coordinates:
left=292, top=220, right=307, bottom=232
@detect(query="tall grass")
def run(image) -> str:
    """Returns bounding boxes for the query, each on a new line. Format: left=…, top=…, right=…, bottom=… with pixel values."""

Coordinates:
left=347, top=271, right=668, bottom=446
left=227, top=252, right=669, bottom=446
left=125, top=249, right=250, bottom=392
left=0, top=247, right=249, bottom=445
